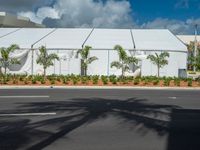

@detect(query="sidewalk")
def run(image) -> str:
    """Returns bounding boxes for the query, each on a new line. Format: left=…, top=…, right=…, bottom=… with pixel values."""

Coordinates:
left=0, top=85, right=200, bottom=90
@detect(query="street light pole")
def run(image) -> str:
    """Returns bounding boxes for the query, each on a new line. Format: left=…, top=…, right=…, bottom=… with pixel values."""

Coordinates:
left=194, top=24, right=198, bottom=72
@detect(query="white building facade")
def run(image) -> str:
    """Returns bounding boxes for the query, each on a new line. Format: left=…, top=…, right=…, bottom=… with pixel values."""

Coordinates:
left=0, top=28, right=188, bottom=77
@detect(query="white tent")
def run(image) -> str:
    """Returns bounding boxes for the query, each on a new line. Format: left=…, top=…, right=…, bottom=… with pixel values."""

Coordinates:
left=0, top=28, right=187, bottom=77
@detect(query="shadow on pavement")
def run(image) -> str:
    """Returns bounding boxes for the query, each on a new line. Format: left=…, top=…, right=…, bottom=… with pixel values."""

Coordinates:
left=1, top=98, right=199, bottom=150
left=167, top=109, right=200, bottom=150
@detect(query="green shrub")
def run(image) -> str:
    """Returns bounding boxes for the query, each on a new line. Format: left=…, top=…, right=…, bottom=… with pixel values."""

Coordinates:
left=133, top=78, right=140, bottom=85
left=153, top=79, right=159, bottom=85
left=24, top=78, right=29, bottom=84
left=50, top=80, right=55, bottom=85
left=31, top=78, right=37, bottom=84
left=111, top=78, right=117, bottom=84
left=19, top=75, right=27, bottom=81
left=72, top=79, right=78, bottom=85
left=62, top=77, right=69, bottom=84
left=92, top=75, right=99, bottom=84
left=122, top=78, right=128, bottom=84
left=40, top=78, right=46, bottom=84
left=187, top=78, right=193, bottom=87
left=164, top=79, right=170, bottom=86
left=81, top=76, right=88, bottom=84
left=56, top=77, right=61, bottom=82
left=144, top=79, right=148, bottom=85
left=101, top=76, right=108, bottom=85
left=174, top=78, right=180, bottom=86
left=12, top=79, right=18, bottom=84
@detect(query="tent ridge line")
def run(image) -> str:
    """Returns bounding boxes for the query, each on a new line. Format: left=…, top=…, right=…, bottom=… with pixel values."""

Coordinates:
left=31, top=28, right=57, bottom=49
left=130, top=29, right=136, bottom=49
left=168, top=29, right=188, bottom=49
left=81, top=28, right=95, bottom=48
left=0, top=28, right=22, bottom=39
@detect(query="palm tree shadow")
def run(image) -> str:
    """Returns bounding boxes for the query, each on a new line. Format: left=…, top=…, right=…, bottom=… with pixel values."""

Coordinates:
left=0, top=97, right=179, bottom=150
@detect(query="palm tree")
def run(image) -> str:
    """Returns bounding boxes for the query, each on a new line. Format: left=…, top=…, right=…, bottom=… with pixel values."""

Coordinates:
left=189, top=54, right=200, bottom=71
left=0, top=44, right=20, bottom=75
left=76, top=46, right=98, bottom=76
left=147, top=52, right=169, bottom=77
left=187, top=42, right=200, bottom=71
left=36, top=46, right=59, bottom=77
left=111, top=45, right=138, bottom=77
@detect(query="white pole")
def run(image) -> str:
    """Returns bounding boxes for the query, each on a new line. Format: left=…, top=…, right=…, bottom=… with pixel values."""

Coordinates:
left=194, top=24, right=198, bottom=72
left=31, top=46, right=34, bottom=75
left=107, top=50, right=110, bottom=76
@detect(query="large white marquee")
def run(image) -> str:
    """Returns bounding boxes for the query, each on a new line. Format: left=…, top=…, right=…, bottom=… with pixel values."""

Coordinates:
left=0, top=28, right=187, bottom=77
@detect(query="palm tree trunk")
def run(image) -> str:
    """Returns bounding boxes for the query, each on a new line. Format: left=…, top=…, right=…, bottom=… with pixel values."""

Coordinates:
left=4, top=66, right=7, bottom=75
left=122, top=67, right=124, bottom=78
left=0, top=67, right=2, bottom=75
left=44, top=68, right=46, bottom=78
left=84, top=67, right=87, bottom=76
left=157, top=65, right=160, bottom=77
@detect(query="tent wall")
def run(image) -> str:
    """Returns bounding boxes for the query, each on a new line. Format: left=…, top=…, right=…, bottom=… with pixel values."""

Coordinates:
left=141, top=51, right=187, bottom=77
left=32, top=50, right=80, bottom=75
left=6, top=49, right=187, bottom=77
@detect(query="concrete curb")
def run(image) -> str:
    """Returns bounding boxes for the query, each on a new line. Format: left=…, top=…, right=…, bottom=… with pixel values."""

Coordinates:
left=0, top=85, right=200, bottom=90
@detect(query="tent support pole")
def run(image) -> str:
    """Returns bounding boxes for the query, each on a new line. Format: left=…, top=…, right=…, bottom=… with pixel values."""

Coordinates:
left=107, top=50, right=110, bottom=76
left=31, top=46, right=34, bottom=75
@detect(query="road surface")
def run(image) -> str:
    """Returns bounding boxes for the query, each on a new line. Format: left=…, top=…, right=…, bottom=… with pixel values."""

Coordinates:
left=0, top=88, right=200, bottom=150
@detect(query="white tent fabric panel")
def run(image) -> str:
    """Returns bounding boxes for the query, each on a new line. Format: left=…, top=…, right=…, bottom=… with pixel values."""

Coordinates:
left=34, top=28, right=93, bottom=49
left=0, top=28, right=19, bottom=37
left=132, top=29, right=187, bottom=52
left=85, top=29, right=134, bottom=50
left=0, top=28, right=54, bottom=48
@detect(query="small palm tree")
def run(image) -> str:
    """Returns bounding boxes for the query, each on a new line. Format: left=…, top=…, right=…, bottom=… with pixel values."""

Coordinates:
left=189, top=54, right=200, bottom=71
left=187, top=42, right=200, bottom=71
left=36, top=46, right=59, bottom=77
left=111, top=45, right=138, bottom=77
left=0, top=44, right=20, bottom=75
left=76, top=46, right=98, bottom=76
left=147, top=52, right=169, bottom=77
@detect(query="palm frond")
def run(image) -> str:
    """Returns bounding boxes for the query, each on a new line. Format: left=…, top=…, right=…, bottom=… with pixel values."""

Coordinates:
left=114, top=45, right=127, bottom=60
left=10, top=58, right=20, bottom=65
left=76, top=49, right=82, bottom=58
left=7, top=44, right=19, bottom=53
left=87, top=56, right=98, bottom=64
left=160, top=52, right=169, bottom=59
left=126, top=56, right=138, bottom=64
left=111, top=61, right=122, bottom=69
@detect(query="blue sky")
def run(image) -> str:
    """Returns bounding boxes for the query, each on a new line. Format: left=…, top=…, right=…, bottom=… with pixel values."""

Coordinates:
left=0, top=0, right=199, bottom=34
left=130, top=0, right=200, bottom=23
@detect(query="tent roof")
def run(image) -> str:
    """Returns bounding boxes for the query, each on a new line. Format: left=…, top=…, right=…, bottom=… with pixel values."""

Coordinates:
left=85, top=29, right=134, bottom=50
left=132, top=29, right=187, bottom=51
left=0, top=28, right=20, bottom=38
left=0, top=28, right=187, bottom=52
left=0, top=28, right=54, bottom=48
left=34, top=28, right=93, bottom=49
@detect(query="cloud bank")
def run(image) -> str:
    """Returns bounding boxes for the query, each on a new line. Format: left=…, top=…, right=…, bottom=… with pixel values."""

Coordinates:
left=142, top=18, right=200, bottom=35
left=13, top=0, right=200, bottom=34
left=19, top=0, right=134, bottom=28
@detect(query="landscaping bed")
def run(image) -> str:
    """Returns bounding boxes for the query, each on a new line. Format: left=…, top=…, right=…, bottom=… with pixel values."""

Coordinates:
left=0, top=74, right=200, bottom=87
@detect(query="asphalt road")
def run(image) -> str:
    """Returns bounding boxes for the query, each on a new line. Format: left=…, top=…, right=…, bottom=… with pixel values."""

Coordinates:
left=0, top=88, right=200, bottom=150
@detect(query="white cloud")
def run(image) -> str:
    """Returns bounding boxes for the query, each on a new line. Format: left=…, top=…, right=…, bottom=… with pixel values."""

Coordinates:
left=17, top=0, right=200, bottom=34
left=18, top=7, right=60, bottom=24
left=18, top=0, right=134, bottom=28
left=142, top=18, right=200, bottom=34
left=175, top=0, right=189, bottom=8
